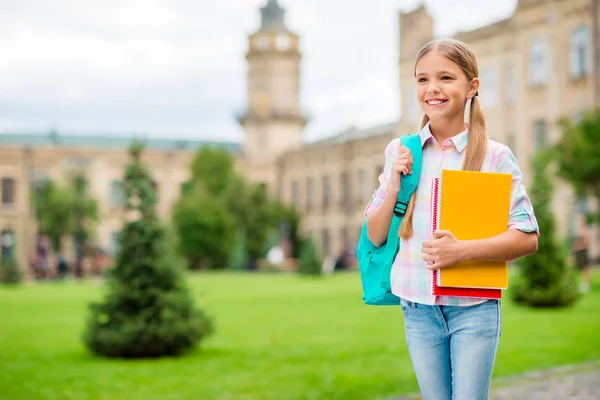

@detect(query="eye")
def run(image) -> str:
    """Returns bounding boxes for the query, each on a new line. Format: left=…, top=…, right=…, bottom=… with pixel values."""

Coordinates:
left=441, top=76, right=453, bottom=81
left=418, top=77, right=427, bottom=83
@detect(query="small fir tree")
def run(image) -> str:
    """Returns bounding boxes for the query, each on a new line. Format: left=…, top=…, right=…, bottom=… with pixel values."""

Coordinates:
left=298, top=236, right=322, bottom=275
left=511, top=152, right=579, bottom=308
left=1, top=255, right=22, bottom=285
left=84, top=141, right=213, bottom=358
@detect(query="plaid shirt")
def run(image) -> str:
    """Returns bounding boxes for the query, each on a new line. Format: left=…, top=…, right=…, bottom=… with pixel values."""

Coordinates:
left=364, top=123, right=539, bottom=306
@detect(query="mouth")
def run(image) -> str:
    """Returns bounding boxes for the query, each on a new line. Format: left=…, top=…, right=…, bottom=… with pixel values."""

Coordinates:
left=425, top=99, right=448, bottom=107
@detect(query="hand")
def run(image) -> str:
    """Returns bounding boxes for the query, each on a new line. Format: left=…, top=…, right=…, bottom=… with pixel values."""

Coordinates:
left=422, top=230, right=466, bottom=270
left=389, top=142, right=413, bottom=193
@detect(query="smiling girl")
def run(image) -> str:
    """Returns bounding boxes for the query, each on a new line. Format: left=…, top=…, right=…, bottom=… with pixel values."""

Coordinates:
left=364, top=39, right=539, bottom=399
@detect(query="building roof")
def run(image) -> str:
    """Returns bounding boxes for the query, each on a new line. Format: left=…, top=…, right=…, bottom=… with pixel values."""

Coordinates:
left=0, top=132, right=241, bottom=152
left=454, top=17, right=514, bottom=42
left=260, top=0, right=286, bottom=30
left=307, top=121, right=397, bottom=147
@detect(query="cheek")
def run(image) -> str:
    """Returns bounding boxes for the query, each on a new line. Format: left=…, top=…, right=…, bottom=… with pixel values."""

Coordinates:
left=416, top=86, right=427, bottom=100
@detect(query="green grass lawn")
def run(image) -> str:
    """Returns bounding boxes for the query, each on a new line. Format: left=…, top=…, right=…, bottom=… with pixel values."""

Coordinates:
left=1, top=271, right=599, bottom=400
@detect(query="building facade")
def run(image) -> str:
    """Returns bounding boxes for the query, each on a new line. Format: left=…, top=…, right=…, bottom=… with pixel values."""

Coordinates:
left=0, top=135, right=237, bottom=273
left=249, top=0, right=598, bottom=259
left=0, top=0, right=598, bottom=273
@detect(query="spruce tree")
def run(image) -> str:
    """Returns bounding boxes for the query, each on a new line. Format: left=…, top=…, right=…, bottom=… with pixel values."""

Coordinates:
left=1, top=255, right=22, bottom=285
left=511, top=152, right=579, bottom=308
left=298, top=236, right=322, bottom=275
left=84, top=141, right=213, bottom=358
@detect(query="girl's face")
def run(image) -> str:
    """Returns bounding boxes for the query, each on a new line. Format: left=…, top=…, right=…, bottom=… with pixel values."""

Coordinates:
left=415, top=51, right=479, bottom=123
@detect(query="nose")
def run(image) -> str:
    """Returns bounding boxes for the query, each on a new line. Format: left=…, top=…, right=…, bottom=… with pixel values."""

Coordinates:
left=427, top=81, right=440, bottom=95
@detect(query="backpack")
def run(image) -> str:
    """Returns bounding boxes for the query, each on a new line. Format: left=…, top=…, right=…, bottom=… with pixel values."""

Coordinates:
left=356, top=134, right=423, bottom=305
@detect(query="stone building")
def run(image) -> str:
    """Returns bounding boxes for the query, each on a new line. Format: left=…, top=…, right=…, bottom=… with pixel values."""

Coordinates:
left=0, top=0, right=598, bottom=272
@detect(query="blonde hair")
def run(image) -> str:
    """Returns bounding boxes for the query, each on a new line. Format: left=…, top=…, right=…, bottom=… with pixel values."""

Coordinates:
left=400, top=39, right=488, bottom=240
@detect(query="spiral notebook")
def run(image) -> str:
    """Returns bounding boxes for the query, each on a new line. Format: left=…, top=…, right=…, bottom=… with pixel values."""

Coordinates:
left=429, top=169, right=512, bottom=299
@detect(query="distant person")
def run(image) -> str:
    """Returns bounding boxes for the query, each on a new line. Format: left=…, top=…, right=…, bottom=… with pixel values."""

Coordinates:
left=56, top=255, right=69, bottom=280
left=572, top=216, right=591, bottom=293
left=37, top=235, right=50, bottom=279
left=363, top=39, right=538, bottom=399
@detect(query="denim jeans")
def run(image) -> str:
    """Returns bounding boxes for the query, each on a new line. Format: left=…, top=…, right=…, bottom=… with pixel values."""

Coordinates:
left=400, top=298, right=501, bottom=400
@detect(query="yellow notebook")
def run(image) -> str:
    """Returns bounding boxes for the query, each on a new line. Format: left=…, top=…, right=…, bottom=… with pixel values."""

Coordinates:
left=431, top=169, right=512, bottom=289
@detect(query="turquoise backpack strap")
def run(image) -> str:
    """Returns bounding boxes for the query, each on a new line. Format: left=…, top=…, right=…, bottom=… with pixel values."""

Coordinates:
left=379, top=133, right=423, bottom=288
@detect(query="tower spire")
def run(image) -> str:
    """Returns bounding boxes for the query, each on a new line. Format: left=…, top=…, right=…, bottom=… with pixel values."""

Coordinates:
left=260, top=0, right=286, bottom=30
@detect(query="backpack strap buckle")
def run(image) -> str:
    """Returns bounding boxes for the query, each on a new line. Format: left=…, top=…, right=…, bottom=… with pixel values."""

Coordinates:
left=394, top=200, right=408, bottom=217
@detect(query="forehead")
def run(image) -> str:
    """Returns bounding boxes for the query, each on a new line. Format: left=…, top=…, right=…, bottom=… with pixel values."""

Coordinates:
left=415, top=51, right=462, bottom=74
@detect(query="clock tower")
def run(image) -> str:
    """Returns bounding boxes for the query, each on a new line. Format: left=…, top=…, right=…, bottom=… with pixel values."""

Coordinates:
left=238, top=0, right=308, bottom=192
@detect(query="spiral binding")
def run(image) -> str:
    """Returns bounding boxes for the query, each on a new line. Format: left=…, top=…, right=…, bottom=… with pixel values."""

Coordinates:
left=430, top=177, right=440, bottom=295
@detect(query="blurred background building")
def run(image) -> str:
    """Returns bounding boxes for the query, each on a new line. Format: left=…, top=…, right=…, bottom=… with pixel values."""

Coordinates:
left=0, top=0, right=597, bottom=272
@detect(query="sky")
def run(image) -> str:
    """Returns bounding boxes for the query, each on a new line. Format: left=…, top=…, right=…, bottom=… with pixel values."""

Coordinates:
left=0, top=0, right=518, bottom=143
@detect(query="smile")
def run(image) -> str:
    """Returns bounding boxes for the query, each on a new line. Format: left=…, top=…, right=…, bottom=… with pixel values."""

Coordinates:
left=426, top=99, right=448, bottom=107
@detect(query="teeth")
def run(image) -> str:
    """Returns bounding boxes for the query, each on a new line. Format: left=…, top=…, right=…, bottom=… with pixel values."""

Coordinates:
left=428, top=100, right=445, bottom=105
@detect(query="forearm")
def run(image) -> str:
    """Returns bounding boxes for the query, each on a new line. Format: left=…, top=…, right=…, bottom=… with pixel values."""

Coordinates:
left=460, top=229, right=538, bottom=262
left=366, top=189, right=399, bottom=247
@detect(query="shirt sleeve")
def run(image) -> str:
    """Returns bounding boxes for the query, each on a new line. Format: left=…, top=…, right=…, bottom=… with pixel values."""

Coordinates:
left=493, top=146, right=540, bottom=235
left=364, top=139, right=400, bottom=218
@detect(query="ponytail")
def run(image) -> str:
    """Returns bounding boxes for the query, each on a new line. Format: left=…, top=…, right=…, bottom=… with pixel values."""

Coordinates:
left=399, top=96, right=487, bottom=240
left=463, top=96, right=487, bottom=171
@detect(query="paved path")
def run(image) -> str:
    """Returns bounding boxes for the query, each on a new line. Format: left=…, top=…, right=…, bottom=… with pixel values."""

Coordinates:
left=392, top=362, right=599, bottom=400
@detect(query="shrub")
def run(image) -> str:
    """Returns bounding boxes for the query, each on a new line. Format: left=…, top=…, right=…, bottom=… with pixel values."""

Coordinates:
left=511, top=152, right=580, bottom=308
left=83, top=141, right=213, bottom=358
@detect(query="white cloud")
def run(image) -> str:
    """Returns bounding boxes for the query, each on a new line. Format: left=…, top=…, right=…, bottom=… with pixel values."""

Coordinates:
left=0, top=0, right=518, bottom=142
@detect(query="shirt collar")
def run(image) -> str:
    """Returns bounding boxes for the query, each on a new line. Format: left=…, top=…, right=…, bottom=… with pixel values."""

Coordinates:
left=419, top=122, right=469, bottom=153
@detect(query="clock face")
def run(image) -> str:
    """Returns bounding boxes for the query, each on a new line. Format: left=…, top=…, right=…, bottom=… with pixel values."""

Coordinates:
left=255, top=36, right=269, bottom=51
left=275, top=33, right=291, bottom=51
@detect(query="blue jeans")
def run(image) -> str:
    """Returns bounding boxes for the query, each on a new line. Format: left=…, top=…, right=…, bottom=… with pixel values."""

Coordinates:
left=400, top=298, right=502, bottom=400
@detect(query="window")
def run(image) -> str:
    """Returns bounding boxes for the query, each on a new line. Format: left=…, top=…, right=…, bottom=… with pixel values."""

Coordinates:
left=339, top=171, right=350, bottom=209
left=151, top=180, right=159, bottom=203
left=505, top=62, right=516, bottom=104
left=533, top=119, right=547, bottom=150
left=479, top=67, right=498, bottom=108
left=110, top=180, right=125, bottom=208
left=529, top=38, right=549, bottom=87
left=570, top=25, right=591, bottom=79
left=1, top=230, right=15, bottom=258
left=110, top=231, right=121, bottom=256
left=63, top=156, right=89, bottom=169
left=357, top=168, right=367, bottom=203
left=305, top=177, right=314, bottom=212
left=291, top=180, right=299, bottom=208
left=1, top=178, right=16, bottom=207
left=574, top=196, right=589, bottom=215
left=322, top=175, right=331, bottom=209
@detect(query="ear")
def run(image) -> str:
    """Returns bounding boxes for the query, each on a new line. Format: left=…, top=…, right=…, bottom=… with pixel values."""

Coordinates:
left=467, top=77, right=480, bottom=100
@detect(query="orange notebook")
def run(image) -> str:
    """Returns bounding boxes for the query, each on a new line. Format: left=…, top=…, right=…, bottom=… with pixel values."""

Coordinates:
left=431, top=169, right=512, bottom=290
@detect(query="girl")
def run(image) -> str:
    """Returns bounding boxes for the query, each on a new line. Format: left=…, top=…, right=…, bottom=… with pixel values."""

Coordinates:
left=364, top=39, right=539, bottom=400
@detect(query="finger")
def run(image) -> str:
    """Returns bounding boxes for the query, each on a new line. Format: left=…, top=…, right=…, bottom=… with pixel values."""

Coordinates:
left=425, top=263, right=437, bottom=271
left=421, top=248, right=434, bottom=257
left=394, top=160, right=412, bottom=173
left=433, top=230, right=452, bottom=239
left=422, top=253, right=435, bottom=263
left=422, top=240, right=434, bottom=248
left=396, top=153, right=410, bottom=162
left=392, top=165, right=410, bottom=176
left=426, top=262, right=443, bottom=271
